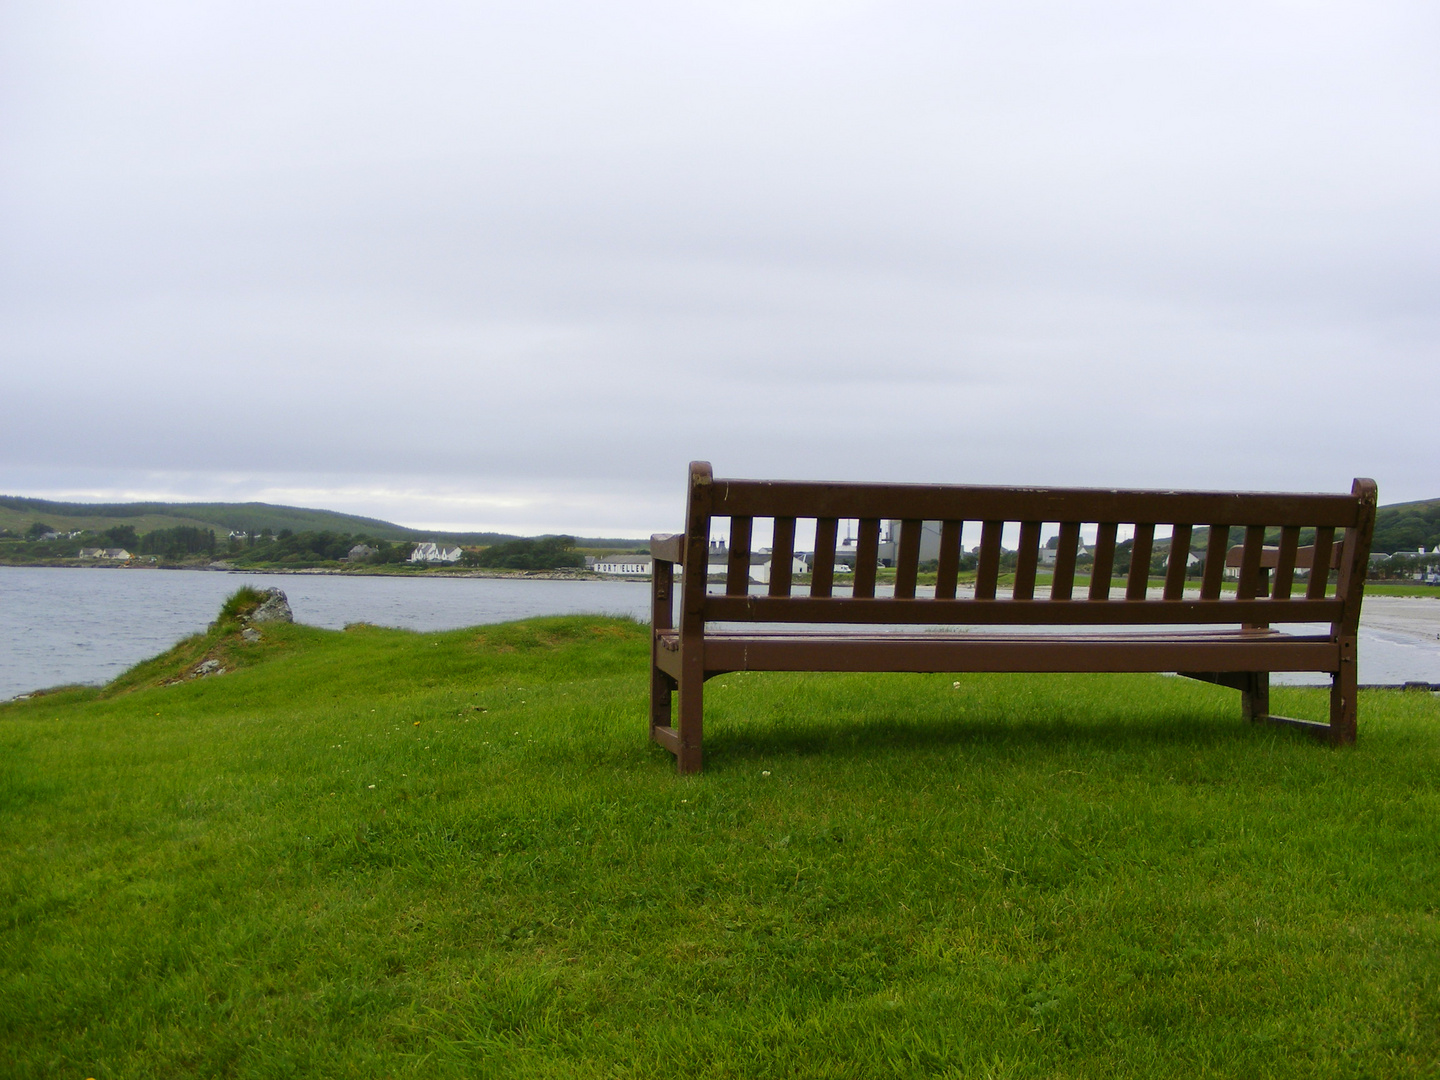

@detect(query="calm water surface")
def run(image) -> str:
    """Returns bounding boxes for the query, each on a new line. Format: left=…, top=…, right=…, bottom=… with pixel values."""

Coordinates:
left=3, top=566, right=1438, bottom=699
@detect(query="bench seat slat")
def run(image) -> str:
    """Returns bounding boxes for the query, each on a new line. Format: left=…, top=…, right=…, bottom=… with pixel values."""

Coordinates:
left=701, top=595, right=1344, bottom=625
left=690, top=632, right=1338, bottom=675
left=686, top=627, right=1330, bottom=642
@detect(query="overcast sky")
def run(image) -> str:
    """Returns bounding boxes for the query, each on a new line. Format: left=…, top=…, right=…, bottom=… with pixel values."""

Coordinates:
left=2, top=1, right=1436, bottom=536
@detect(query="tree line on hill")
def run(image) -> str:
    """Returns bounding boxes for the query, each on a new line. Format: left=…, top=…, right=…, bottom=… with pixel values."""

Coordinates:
left=5, top=503, right=1437, bottom=576
left=1, top=522, right=225, bottom=561
left=0, top=522, right=598, bottom=571
left=1371, top=500, right=1440, bottom=553
left=461, top=536, right=585, bottom=570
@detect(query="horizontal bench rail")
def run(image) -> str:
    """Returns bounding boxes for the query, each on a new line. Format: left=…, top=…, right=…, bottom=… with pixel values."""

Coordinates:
left=710, top=480, right=1361, bottom=528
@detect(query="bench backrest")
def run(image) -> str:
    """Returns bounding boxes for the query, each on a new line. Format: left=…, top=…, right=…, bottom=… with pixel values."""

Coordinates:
left=670, top=462, right=1376, bottom=637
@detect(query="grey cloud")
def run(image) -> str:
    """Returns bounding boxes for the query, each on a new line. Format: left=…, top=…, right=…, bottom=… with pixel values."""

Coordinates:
left=2, top=1, right=1437, bottom=531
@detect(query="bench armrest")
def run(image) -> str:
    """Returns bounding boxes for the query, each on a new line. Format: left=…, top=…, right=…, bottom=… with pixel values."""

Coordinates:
left=651, top=533, right=684, bottom=564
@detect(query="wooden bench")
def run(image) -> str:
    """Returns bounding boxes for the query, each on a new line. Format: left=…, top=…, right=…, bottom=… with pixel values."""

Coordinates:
left=648, top=462, right=1377, bottom=773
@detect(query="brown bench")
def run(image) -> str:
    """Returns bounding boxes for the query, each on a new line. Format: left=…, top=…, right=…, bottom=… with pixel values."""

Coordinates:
left=648, top=462, right=1377, bottom=773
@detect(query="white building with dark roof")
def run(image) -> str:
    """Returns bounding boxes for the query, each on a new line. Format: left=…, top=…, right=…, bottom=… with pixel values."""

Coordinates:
left=408, top=542, right=462, bottom=564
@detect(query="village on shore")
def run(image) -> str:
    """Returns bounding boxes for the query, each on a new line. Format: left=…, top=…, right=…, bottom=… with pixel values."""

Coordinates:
left=5, top=516, right=1440, bottom=585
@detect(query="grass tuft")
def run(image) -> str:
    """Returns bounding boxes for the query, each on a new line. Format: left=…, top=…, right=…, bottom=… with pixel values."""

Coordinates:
left=215, top=584, right=269, bottom=626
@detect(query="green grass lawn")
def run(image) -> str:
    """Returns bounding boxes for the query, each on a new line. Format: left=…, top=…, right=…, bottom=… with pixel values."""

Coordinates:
left=2, top=612, right=1438, bottom=1078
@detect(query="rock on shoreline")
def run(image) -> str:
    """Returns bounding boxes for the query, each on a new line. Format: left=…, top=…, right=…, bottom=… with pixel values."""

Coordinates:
left=248, top=588, right=293, bottom=624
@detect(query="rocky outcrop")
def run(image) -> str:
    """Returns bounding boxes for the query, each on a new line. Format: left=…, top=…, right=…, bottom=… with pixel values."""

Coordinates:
left=248, top=588, right=293, bottom=624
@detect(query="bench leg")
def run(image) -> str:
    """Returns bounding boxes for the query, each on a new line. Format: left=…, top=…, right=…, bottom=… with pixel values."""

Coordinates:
left=676, top=656, right=704, bottom=775
left=1329, top=646, right=1358, bottom=746
left=1178, top=670, right=1271, bottom=724
left=1241, top=671, right=1269, bottom=723
left=650, top=665, right=675, bottom=740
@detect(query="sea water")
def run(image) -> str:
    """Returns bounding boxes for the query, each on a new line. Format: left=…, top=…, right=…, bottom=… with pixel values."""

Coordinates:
left=3, top=566, right=1438, bottom=699
left=0, top=567, right=650, bottom=700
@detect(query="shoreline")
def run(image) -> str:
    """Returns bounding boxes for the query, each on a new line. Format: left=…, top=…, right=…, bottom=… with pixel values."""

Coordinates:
left=4, top=560, right=1440, bottom=594
left=0, top=561, right=631, bottom=582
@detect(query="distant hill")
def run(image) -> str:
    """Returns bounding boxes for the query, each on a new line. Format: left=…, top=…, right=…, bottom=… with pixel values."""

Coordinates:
left=0, top=495, right=646, bottom=548
left=11, top=490, right=1426, bottom=555
left=1372, top=497, right=1440, bottom=554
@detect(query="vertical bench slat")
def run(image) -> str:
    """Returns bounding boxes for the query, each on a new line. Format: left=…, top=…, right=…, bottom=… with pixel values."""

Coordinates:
left=1308, top=527, right=1335, bottom=599
left=1051, top=521, right=1080, bottom=600
left=894, top=519, right=923, bottom=599
left=975, top=520, right=1003, bottom=600
left=1201, top=525, right=1229, bottom=600
left=1013, top=521, right=1042, bottom=600
left=727, top=516, right=752, bottom=596
left=1089, top=522, right=1118, bottom=601
left=1127, top=523, right=1155, bottom=600
left=1273, top=525, right=1300, bottom=600
left=853, top=518, right=881, bottom=598
left=769, top=516, right=796, bottom=597
left=811, top=517, right=838, bottom=598
left=935, top=520, right=963, bottom=600
left=1236, top=525, right=1267, bottom=600
left=1164, top=523, right=1192, bottom=601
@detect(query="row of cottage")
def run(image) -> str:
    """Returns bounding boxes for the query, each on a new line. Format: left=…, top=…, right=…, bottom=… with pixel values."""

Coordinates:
left=588, top=545, right=803, bottom=582
left=341, top=542, right=464, bottom=563
left=587, top=524, right=1098, bottom=581
left=589, top=541, right=901, bottom=582
left=78, top=547, right=133, bottom=560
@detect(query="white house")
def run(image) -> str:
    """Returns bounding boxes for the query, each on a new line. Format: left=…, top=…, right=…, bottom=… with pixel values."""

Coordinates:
left=701, top=546, right=807, bottom=584
left=103, top=548, right=132, bottom=560
left=408, top=542, right=462, bottom=564
left=1040, top=541, right=1091, bottom=567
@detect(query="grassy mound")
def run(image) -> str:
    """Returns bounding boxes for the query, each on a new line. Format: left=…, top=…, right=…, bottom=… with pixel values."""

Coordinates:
left=1, top=614, right=1437, bottom=1078
left=98, top=588, right=298, bottom=698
